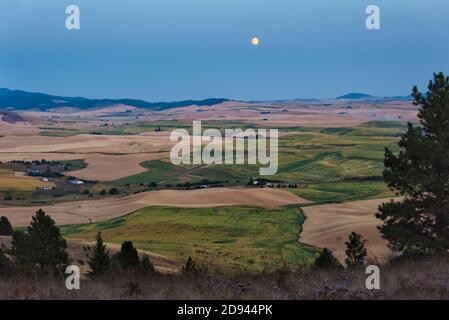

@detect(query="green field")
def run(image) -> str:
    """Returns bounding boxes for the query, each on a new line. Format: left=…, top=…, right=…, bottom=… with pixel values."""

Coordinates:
left=61, top=205, right=318, bottom=273
left=288, top=181, right=393, bottom=204
left=114, top=121, right=403, bottom=203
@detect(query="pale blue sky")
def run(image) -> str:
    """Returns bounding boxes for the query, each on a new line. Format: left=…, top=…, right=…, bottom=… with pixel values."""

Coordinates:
left=0, top=0, right=448, bottom=101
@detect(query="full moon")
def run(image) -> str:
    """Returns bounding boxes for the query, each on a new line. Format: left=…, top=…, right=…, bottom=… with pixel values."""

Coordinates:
left=251, top=37, right=260, bottom=46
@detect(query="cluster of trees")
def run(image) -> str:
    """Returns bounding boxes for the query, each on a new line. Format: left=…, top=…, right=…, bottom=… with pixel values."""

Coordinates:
left=0, top=210, right=156, bottom=276
left=313, top=232, right=367, bottom=270
left=248, top=177, right=299, bottom=188
left=89, top=233, right=199, bottom=276
left=0, top=210, right=198, bottom=278
left=175, top=180, right=225, bottom=190
left=88, top=233, right=156, bottom=276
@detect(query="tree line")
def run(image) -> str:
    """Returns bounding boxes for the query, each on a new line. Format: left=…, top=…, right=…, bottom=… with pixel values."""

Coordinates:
left=0, top=210, right=198, bottom=277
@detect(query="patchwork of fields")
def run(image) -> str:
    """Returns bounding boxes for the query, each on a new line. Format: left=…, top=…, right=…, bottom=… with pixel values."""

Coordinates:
left=0, top=101, right=417, bottom=272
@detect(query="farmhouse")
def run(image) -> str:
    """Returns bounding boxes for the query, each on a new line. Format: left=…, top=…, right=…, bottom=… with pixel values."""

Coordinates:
left=69, top=179, right=84, bottom=185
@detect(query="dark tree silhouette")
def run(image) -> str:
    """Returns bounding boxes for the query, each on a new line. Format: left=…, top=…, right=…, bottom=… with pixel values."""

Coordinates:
left=377, top=73, right=449, bottom=256
left=0, top=216, right=13, bottom=236
left=140, top=254, right=156, bottom=275
left=345, top=232, right=367, bottom=268
left=182, top=256, right=199, bottom=275
left=88, top=232, right=110, bottom=276
left=115, top=241, right=140, bottom=269
left=11, top=209, right=68, bottom=274
left=313, top=248, right=343, bottom=270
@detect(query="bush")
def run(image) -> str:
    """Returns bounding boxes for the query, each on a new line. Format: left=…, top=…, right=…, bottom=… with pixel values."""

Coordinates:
left=109, top=188, right=118, bottom=195
left=313, top=248, right=343, bottom=270
left=114, top=241, right=140, bottom=269
left=182, top=257, right=199, bottom=275
left=148, top=181, right=158, bottom=188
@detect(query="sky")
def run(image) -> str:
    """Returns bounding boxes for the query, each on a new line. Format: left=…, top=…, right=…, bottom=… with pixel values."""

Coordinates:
left=0, top=0, right=448, bottom=101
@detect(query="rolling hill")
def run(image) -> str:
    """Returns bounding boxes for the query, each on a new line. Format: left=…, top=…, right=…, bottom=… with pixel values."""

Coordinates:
left=0, top=88, right=229, bottom=111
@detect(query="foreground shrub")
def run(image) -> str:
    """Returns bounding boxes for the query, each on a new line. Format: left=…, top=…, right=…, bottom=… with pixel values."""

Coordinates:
left=182, top=257, right=199, bottom=275
left=313, top=248, right=343, bottom=270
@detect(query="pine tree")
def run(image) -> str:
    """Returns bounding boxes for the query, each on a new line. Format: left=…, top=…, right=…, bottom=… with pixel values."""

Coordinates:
left=115, top=241, right=140, bottom=269
left=0, top=216, right=13, bottom=236
left=345, top=232, right=367, bottom=268
left=88, top=232, right=110, bottom=276
left=11, top=209, right=68, bottom=274
left=140, top=254, right=156, bottom=275
left=313, top=248, right=343, bottom=270
left=377, top=73, right=449, bottom=256
left=182, top=257, right=198, bottom=275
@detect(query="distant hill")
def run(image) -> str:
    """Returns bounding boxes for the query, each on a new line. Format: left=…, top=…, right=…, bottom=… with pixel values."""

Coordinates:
left=0, top=88, right=229, bottom=111
left=336, top=92, right=413, bottom=102
left=336, top=93, right=375, bottom=100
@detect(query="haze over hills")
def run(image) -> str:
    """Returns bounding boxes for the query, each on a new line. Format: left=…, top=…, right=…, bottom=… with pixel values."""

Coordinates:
left=0, top=88, right=413, bottom=111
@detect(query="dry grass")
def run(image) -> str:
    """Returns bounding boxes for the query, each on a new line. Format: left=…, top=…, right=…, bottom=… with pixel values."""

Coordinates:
left=301, top=198, right=400, bottom=263
left=1, top=258, right=449, bottom=300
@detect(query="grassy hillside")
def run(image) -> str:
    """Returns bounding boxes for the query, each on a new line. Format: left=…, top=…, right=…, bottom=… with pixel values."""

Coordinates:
left=61, top=205, right=318, bottom=273
left=288, top=181, right=393, bottom=204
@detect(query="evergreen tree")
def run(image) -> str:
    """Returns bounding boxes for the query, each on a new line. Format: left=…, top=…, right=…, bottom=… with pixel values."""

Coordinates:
left=345, top=232, right=367, bottom=268
left=88, top=232, right=110, bottom=276
left=11, top=209, right=68, bottom=274
left=0, top=216, right=13, bottom=236
left=377, top=73, right=449, bottom=256
left=313, top=248, right=343, bottom=270
left=182, top=257, right=198, bottom=275
left=115, top=241, right=140, bottom=269
left=140, top=254, right=156, bottom=274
